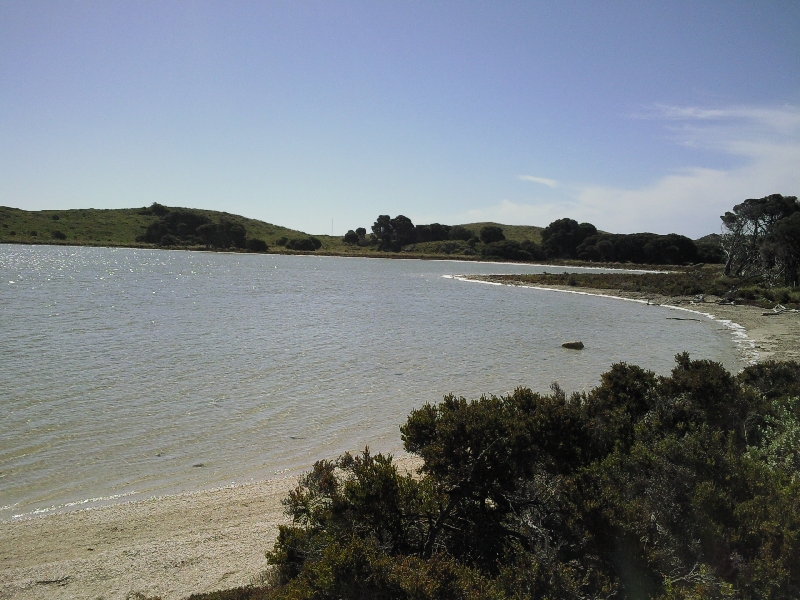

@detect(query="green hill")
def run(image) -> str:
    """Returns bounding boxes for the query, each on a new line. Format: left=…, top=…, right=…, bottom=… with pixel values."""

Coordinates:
left=0, top=205, right=306, bottom=249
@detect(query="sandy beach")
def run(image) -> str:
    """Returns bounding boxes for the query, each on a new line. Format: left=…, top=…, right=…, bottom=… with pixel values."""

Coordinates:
left=2, top=288, right=798, bottom=600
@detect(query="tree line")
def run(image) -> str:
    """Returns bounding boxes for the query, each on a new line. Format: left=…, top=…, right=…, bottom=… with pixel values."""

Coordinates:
left=260, top=355, right=800, bottom=599
left=344, top=215, right=723, bottom=265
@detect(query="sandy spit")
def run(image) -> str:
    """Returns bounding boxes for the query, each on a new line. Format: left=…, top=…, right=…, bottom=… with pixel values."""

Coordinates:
left=2, top=284, right=798, bottom=600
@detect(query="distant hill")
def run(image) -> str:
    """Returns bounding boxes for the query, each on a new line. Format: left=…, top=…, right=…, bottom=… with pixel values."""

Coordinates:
left=0, top=205, right=719, bottom=262
left=0, top=205, right=306, bottom=249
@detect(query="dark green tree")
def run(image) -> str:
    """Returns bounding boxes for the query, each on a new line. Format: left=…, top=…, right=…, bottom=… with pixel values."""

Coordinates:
left=721, top=194, right=799, bottom=282
left=541, top=218, right=597, bottom=259
left=479, top=225, right=505, bottom=244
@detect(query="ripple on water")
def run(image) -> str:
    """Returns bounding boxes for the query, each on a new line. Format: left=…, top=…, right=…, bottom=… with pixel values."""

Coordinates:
left=0, top=245, right=745, bottom=519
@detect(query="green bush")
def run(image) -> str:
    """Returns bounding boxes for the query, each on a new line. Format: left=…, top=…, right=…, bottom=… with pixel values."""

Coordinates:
left=479, top=225, right=505, bottom=244
left=264, top=357, right=800, bottom=599
left=246, top=238, right=269, bottom=252
left=287, top=238, right=318, bottom=251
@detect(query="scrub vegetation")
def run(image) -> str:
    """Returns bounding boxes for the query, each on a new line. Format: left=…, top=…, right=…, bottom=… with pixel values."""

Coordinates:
left=480, top=267, right=800, bottom=310
left=190, top=355, right=800, bottom=600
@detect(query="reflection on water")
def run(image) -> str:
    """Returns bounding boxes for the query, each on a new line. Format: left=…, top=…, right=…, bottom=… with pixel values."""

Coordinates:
left=0, top=245, right=743, bottom=519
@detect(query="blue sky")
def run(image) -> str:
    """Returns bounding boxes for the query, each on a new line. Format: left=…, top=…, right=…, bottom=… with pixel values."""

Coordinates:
left=2, top=1, right=799, bottom=238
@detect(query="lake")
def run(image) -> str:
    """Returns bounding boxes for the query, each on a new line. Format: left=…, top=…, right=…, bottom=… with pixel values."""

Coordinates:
left=0, top=245, right=745, bottom=520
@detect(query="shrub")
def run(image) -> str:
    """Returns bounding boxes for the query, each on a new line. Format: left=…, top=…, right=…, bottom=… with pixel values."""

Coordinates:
left=264, top=356, right=800, bottom=599
left=450, top=226, right=473, bottom=241
left=51, top=214, right=60, bottom=220
left=149, top=202, right=170, bottom=216
left=343, top=230, right=359, bottom=244
left=481, top=240, right=533, bottom=261
left=479, top=225, right=505, bottom=244
left=51, top=230, right=67, bottom=240
left=30, top=230, right=37, bottom=236
left=287, top=238, right=317, bottom=251
left=245, top=238, right=268, bottom=252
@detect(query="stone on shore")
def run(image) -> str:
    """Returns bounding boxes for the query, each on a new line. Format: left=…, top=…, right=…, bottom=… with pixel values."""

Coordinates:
left=562, top=341, right=584, bottom=350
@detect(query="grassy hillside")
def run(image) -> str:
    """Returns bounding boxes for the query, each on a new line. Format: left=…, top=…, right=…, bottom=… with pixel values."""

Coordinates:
left=0, top=205, right=306, bottom=248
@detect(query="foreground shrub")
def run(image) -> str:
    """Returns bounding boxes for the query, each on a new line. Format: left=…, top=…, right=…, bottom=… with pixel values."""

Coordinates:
left=264, top=357, right=800, bottom=599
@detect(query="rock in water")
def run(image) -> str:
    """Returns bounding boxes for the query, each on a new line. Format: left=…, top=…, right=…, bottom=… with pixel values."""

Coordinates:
left=562, top=341, right=584, bottom=350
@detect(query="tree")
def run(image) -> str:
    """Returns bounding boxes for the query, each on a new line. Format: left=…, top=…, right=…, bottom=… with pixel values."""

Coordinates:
left=479, top=225, right=505, bottom=244
left=371, top=215, right=417, bottom=251
left=343, top=230, right=359, bottom=245
left=720, top=194, right=799, bottom=283
left=576, top=232, right=699, bottom=265
left=481, top=240, right=540, bottom=261
left=762, top=211, right=800, bottom=287
left=541, top=218, right=597, bottom=258
left=450, top=226, right=473, bottom=241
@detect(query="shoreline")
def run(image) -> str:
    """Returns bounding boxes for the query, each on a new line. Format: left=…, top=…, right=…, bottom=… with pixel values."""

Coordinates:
left=458, top=276, right=800, bottom=364
left=0, top=456, right=420, bottom=600
left=3, top=280, right=798, bottom=600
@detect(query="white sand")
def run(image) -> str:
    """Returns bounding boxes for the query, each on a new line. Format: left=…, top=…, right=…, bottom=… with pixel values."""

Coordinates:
left=2, top=288, right=798, bottom=600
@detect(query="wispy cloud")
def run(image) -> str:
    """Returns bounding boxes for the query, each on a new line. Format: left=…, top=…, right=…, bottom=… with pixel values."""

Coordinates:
left=518, top=175, right=558, bottom=187
left=465, top=104, right=800, bottom=237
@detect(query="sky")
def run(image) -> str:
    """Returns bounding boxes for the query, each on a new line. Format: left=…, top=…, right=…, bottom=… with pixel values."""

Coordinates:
left=1, top=1, right=799, bottom=238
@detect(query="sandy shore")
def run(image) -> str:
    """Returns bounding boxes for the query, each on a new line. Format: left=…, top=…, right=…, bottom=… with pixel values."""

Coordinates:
left=2, top=287, right=798, bottom=600
left=0, top=457, right=419, bottom=600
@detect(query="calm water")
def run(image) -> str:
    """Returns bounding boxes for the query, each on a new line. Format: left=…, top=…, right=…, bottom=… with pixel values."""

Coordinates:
left=0, top=245, right=745, bottom=520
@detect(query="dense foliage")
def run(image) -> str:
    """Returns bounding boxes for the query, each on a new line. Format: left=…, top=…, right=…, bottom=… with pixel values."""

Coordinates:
left=721, top=194, right=800, bottom=287
left=346, top=214, right=721, bottom=265
left=260, top=356, right=800, bottom=599
left=133, top=203, right=270, bottom=250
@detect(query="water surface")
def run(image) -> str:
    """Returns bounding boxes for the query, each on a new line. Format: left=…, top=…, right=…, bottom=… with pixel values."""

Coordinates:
left=0, top=245, right=744, bottom=519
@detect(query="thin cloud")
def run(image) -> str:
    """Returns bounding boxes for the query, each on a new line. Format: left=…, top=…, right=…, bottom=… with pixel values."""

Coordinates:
left=466, top=104, right=800, bottom=238
left=518, top=175, right=558, bottom=188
